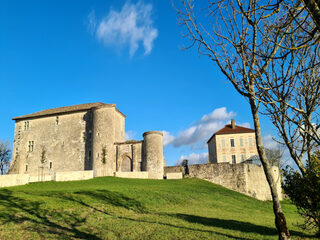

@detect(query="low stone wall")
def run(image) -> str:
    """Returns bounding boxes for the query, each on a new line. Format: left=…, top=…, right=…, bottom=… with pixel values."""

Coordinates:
left=165, top=163, right=282, bottom=201
left=166, top=172, right=183, bottom=179
left=54, top=170, right=94, bottom=182
left=0, top=174, right=29, bottom=188
left=114, top=171, right=149, bottom=179
left=29, top=175, right=53, bottom=183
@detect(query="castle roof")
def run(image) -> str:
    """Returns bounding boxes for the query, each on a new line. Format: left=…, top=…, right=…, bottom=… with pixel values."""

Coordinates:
left=207, top=121, right=255, bottom=143
left=12, top=102, right=126, bottom=120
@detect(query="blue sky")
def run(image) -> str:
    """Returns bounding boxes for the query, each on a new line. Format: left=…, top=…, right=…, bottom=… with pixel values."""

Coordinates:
left=0, top=0, right=276, bottom=166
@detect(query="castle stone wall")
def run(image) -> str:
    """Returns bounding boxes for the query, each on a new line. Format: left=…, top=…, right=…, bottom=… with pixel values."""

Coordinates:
left=143, top=131, right=164, bottom=179
left=0, top=174, right=29, bottom=188
left=164, top=163, right=282, bottom=201
left=10, top=111, right=91, bottom=176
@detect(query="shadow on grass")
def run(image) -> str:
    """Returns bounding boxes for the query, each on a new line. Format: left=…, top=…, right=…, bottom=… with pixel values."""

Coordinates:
left=167, top=213, right=314, bottom=239
left=0, top=189, right=101, bottom=240
left=0, top=188, right=314, bottom=240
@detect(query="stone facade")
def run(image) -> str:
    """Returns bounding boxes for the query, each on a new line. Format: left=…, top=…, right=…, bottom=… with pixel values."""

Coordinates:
left=8, top=103, right=164, bottom=179
left=164, top=163, right=282, bottom=201
left=207, top=119, right=258, bottom=164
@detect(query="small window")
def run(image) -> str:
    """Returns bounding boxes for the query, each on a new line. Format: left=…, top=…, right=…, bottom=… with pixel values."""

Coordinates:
left=249, top=137, right=253, bottom=146
left=232, top=155, right=236, bottom=164
left=82, top=132, right=86, bottom=142
left=28, top=141, right=34, bottom=152
left=230, top=139, right=235, bottom=147
left=56, top=116, right=59, bottom=125
left=25, top=165, right=28, bottom=172
left=241, top=154, right=245, bottom=162
left=49, top=162, right=52, bottom=169
left=240, top=138, right=244, bottom=147
left=24, top=121, right=29, bottom=130
left=221, top=139, right=226, bottom=148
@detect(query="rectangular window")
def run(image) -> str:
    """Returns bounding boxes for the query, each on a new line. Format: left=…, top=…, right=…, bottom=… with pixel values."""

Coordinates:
left=56, top=116, right=59, bottom=125
left=240, top=138, right=244, bottom=147
left=221, top=139, right=226, bottom=148
left=50, top=162, right=52, bottom=169
left=230, top=139, right=235, bottom=147
left=25, top=165, right=28, bottom=172
left=249, top=137, right=253, bottom=146
left=232, top=155, right=236, bottom=164
left=24, top=121, right=29, bottom=130
left=82, top=132, right=86, bottom=142
left=241, top=154, right=245, bottom=162
left=28, top=141, right=34, bottom=152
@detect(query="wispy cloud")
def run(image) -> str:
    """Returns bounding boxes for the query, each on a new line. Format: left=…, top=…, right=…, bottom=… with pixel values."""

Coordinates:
left=176, top=152, right=208, bottom=166
left=88, top=1, right=158, bottom=56
left=163, top=107, right=250, bottom=150
left=262, top=134, right=279, bottom=149
left=125, top=130, right=137, bottom=140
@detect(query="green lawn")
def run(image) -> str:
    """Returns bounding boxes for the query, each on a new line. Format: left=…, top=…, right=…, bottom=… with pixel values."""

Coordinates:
left=0, top=177, right=316, bottom=239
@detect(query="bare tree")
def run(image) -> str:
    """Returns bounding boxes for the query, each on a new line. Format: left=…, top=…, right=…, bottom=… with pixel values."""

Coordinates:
left=0, top=140, right=11, bottom=175
left=173, top=0, right=318, bottom=238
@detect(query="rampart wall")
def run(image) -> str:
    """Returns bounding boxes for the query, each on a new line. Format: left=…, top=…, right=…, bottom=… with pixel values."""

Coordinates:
left=164, top=163, right=282, bottom=201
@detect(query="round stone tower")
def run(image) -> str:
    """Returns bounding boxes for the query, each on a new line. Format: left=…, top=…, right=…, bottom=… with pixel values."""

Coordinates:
left=143, top=131, right=164, bottom=179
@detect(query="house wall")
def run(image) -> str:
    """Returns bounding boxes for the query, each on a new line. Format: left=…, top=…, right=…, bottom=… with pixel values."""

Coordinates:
left=209, top=133, right=258, bottom=164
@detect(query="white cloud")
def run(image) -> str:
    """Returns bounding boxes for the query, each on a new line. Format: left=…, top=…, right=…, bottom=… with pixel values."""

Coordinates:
left=89, top=1, right=158, bottom=56
left=176, top=152, right=208, bottom=166
left=262, top=134, right=279, bottom=149
left=125, top=130, right=137, bottom=140
left=162, top=131, right=175, bottom=147
left=169, top=107, right=240, bottom=149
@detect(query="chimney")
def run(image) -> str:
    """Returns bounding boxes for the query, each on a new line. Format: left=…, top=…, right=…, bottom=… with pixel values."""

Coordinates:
left=231, top=119, right=236, bottom=129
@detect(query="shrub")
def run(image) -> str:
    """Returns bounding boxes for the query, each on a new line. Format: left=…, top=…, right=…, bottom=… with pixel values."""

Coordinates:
left=282, top=152, right=320, bottom=236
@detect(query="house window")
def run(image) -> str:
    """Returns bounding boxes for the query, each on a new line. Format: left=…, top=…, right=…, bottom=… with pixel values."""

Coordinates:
left=25, top=165, right=28, bottom=172
left=232, top=155, right=236, bottom=164
left=28, top=141, right=34, bottom=152
left=241, top=154, right=245, bottom=162
left=249, top=137, right=253, bottom=146
left=240, top=138, right=244, bottom=147
left=49, top=162, right=52, bottom=169
left=230, top=139, right=235, bottom=147
left=221, top=139, right=226, bottom=148
left=56, top=116, right=59, bottom=125
left=24, top=121, right=29, bottom=130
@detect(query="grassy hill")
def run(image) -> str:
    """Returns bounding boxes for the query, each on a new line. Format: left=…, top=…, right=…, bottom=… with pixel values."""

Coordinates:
left=0, top=177, right=316, bottom=239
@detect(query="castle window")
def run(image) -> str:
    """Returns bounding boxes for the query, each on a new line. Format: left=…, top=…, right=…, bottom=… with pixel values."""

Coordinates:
left=49, top=162, right=52, bottom=169
left=25, top=165, right=28, bottom=172
left=221, top=139, right=226, bottom=148
left=240, top=138, right=244, bottom=147
left=249, top=137, right=253, bottom=146
left=56, top=116, right=59, bottom=125
left=230, top=139, right=235, bottom=147
left=24, top=121, right=29, bottom=130
left=232, top=155, right=236, bottom=164
left=28, top=141, right=34, bottom=152
left=82, top=132, right=86, bottom=142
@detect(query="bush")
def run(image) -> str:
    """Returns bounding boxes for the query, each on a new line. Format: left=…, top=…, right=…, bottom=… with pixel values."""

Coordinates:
left=282, top=152, right=320, bottom=236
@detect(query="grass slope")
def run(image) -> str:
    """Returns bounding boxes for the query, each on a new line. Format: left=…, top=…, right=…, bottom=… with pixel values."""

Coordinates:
left=0, top=177, right=316, bottom=239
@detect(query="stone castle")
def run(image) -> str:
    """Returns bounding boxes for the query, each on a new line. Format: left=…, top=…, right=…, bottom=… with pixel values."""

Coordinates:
left=4, top=103, right=282, bottom=201
left=8, top=102, right=164, bottom=179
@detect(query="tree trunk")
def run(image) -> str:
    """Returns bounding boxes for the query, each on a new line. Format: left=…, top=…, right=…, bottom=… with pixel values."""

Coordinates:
left=249, top=97, right=291, bottom=240
left=303, top=0, right=320, bottom=30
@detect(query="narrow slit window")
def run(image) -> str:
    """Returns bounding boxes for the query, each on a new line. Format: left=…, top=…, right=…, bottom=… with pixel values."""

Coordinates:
left=50, top=162, right=52, bottom=169
left=56, top=116, right=59, bottom=125
left=25, top=165, right=28, bottom=172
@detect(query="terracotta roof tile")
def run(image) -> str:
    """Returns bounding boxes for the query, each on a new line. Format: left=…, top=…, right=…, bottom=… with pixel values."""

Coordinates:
left=207, top=124, right=255, bottom=143
left=12, top=102, right=126, bottom=120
